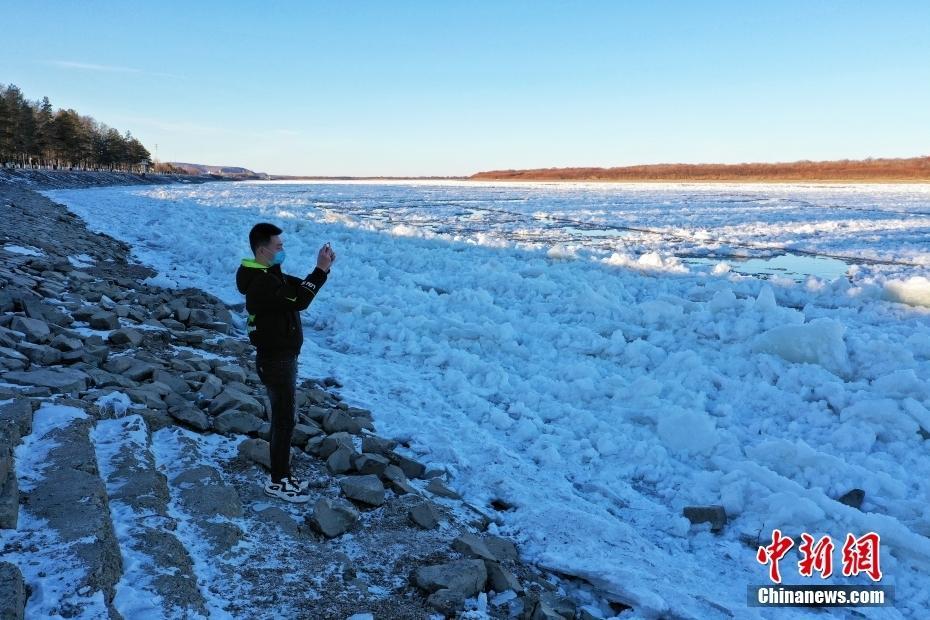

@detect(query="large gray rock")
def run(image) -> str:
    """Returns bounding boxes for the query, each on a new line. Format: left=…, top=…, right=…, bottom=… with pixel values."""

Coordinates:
left=291, top=422, right=322, bottom=447
left=214, top=364, right=246, bottom=384
left=170, top=407, right=211, bottom=432
left=164, top=390, right=192, bottom=411
left=11, top=315, right=50, bottom=342
left=89, top=311, right=119, bottom=330
left=318, top=431, right=354, bottom=458
left=531, top=592, right=577, bottom=619
left=0, top=346, right=29, bottom=367
left=187, top=308, right=214, bottom=327
left=361, top=435, right=397, bottom=455
left=308, top=497, right=359, bottom=538
left=2, top=367, right=88, bottom=393
left=485, top=560, right=522, bottom=593
left=414, top=559, right=487, bottom=597
left=108, top=328, right=144, bottom=347
left=0, top=398, right=33, bottom=441
left=198, top=374, right=224, bottom=400
left=15, top=341, right=62, bottom=365
left=71, top=306, right=97, bottom=323
left=409, top=501, right=440, bottom=529
left=427, top=588, right=467, bottom=615
left=124, top=361, right=158, bottom=382
left=23, top=297, right=70, bottom=327
left=426, top=478, right=461, bottom=500
left=452, top=533, right=497, bottom=561
left=152, top=369, right=190, bottom=395
left=49, top=333, right=83, bottom=352
left=0, top=562, right=25, bottom=620
left=238, top=437, right=271, bottom=469
left=682, top=505, right=727, bottom=532
left=339, top=475, right=385, bottom=507
left=209, top=388, right=263, bottom=417
left=837, top=488, right=865, bottom=510
left=104, top=355, right=133, bottom=374
left=302, top=404, right=331, bottom=423
left=382, top=464, right=417, bottom=495
left=389, top=451, right=426, bottom=479
left=484, top=534, right=520, bottom=562
left=213, top=410, right=263, bottom=435
left=126, top=387, right=167, bottom=410
left=169, top=357, right=196, bottom=373
left=86, top=367, right=137, bottom=390
left=322, top=410, right=363, bottom=434
left=352, top=452, right=390, bottom=477
left=81, top=344, right=110, bottom=365
left=327, top=446, right=355, bottom=475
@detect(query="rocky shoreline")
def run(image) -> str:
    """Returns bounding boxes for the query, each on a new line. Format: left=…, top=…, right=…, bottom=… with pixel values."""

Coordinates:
left=0, top=174, right=625, bottom=619
left=0, top=167, right=230, bottom=189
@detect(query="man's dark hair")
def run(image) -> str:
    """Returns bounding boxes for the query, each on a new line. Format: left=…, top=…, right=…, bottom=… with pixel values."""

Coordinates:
left=249, top=222, right=282, bottom=254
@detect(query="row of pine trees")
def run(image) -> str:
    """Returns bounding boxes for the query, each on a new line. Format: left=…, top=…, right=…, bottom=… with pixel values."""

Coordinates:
left=0, top=83, right=154, bottom=173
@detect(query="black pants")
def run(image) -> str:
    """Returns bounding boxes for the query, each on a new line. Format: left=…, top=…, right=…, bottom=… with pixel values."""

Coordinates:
left=255, top=353, right=297, bottom=482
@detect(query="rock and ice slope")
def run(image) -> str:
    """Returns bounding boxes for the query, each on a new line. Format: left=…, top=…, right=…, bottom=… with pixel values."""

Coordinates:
left=43, top=180, right=930, bottom=618
left=2, top=183, right=587, bottom=619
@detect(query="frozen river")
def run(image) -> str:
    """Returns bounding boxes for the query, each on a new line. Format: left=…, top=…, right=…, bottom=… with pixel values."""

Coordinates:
left=45, top=180, right=930, bottom=618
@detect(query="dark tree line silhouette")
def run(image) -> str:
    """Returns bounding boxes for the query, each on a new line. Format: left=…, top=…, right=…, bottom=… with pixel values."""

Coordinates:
left=0, top=82, right=155, bottom=172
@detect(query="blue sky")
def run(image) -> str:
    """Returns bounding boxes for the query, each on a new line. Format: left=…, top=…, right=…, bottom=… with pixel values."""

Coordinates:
left=4, top=1, right=929, bottom=176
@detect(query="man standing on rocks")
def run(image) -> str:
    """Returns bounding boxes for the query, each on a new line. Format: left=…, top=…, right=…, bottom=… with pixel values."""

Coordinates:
left=235, top=223, right=335, bottom=503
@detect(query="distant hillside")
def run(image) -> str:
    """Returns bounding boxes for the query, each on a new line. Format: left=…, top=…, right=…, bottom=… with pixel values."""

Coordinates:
left=169, top=162, right=268, bottom=178
left=470, top=156, right=930, bottom=183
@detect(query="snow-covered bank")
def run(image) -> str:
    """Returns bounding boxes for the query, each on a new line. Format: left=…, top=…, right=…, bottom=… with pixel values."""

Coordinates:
left=43, top=180, right=930, bottom=618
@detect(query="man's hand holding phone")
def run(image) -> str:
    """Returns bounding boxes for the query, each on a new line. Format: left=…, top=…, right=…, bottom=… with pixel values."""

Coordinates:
left=317, top=242, right=336, bottom=273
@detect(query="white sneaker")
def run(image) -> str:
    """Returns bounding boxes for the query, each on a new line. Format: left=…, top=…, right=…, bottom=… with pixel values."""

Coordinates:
left=285, top=474, right=310, bottom=492
left=264, top=477, right=309, bottom=503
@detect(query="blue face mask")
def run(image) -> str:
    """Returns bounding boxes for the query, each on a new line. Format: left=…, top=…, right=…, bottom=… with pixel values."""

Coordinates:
left=269, top=250, right=286, bottom=266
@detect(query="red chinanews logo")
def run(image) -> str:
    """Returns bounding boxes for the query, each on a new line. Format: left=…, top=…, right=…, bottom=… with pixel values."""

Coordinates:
left=757, top=529, right=883, bottom=584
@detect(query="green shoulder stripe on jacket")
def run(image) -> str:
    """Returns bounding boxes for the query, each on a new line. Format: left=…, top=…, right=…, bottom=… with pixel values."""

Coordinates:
left=241, top=258, right=267, bottom=270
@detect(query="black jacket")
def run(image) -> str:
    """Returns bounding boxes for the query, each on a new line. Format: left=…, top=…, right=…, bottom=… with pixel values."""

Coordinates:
left=235, top=257, right=328, bottom=357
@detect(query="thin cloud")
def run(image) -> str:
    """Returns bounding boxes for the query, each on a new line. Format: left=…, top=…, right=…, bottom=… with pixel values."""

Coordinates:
left=44, top=60, right=182, bottom=79
left=114, top=115, right=299, bottom=140
left=48, top=60, right=140, bottom=73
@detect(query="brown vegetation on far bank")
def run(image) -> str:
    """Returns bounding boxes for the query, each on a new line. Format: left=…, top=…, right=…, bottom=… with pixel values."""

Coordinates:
left=470, top=156, right=930, bottom=183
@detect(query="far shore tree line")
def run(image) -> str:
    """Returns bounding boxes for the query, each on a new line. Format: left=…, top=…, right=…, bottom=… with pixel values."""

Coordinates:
left=0, top=82, right=183, bottom=174
left=471, top=157, right=930, bottom=182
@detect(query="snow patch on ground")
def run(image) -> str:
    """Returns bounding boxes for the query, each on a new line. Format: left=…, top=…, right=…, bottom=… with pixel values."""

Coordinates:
left=94, top=391, right=134, bottom=417
left=67, top=253, right=95, bottom=268
left=2, top=243, right=43, bottom=257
